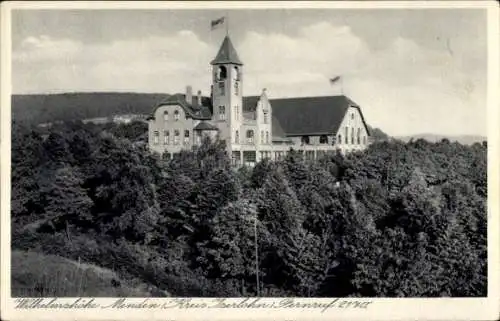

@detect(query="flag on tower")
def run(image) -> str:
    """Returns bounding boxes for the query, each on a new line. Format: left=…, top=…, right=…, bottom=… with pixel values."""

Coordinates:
left=211, top=17, right=225, bottom=30
left=329, top=76, right=341, bottom=84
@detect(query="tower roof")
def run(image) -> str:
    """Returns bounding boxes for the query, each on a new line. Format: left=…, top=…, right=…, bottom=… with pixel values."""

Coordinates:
left=210, top=36, right=243, bottom=65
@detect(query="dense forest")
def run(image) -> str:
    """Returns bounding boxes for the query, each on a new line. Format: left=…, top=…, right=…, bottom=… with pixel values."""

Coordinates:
left=11, top=119, right=487, bottom=297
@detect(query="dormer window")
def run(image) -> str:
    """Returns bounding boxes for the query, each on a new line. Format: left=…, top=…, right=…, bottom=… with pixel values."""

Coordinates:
left=163, top=111, right=168, bottom=121
left=301, top=136, right=310, bottom=145
left=320, top=135, right=328, bottom=144
left=174, top=110, right=180, bottom=121
left=219, top=106, right=226, bottom=120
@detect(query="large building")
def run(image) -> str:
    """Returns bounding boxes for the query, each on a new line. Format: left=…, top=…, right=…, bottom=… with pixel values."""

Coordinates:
left=148, top=35, right=371, bottom=166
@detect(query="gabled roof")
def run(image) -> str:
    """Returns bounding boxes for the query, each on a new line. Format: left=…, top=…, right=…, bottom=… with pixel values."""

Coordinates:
left=151, top=94, right=212, bottom=120
left=211, top=36, right=243, bottom=66
left=244, top=95, right=370, bottom=137
left=194, top=121, right=218, bottom=131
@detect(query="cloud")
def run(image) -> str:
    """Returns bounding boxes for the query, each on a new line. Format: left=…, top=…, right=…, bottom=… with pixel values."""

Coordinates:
left=12, top=22, right=485, bottom=136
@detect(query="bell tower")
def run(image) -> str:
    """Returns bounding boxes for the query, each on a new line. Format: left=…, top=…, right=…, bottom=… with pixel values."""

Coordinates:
left=211, top=36, right=243, bottom=150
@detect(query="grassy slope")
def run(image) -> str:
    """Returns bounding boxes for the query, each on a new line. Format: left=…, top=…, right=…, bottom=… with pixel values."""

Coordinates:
left=11, top=250, right=167, bottom=297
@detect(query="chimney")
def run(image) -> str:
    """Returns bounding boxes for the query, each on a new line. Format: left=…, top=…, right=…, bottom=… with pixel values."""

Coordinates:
left=186, top=86, right=193, bottom=104
left=197, top=90, right=202, bottom=106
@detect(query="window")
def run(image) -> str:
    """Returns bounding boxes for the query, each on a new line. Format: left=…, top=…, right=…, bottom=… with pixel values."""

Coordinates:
left=218, top=81, right=225, bottom=96
left=219, top=106, right=226, bottom=120
left=345, top=127, right=348, bottom=144
left=184, top=130, right=190, bottom=145
left=261, top=131, right=264, bottom=144
left=266, top=131, right=269, bottom=144
left=164, top=130, right=170, bottom=145
left=263, top=112, right=268, bottom=124
left=243, top=151, right=256, bottom=165
left=301, top=136, right=310, bottom=145
left=153, top=131, right=159, bottom=145
left=217, top=66, right=227, bottom=80
left=320, top=135, right=328, bottom=144
left=174, top=130, right=180, bottom=145
left=163, top=111, right=168, bottom=121
left=351, top=113, right=354, bottom=120
left=338, top=134, right=342, bottom=144
left=232, top=151, right=241, bottom=166
left=174, top=110, right=179, bottom=121
left=246, top=130, right=254, bottom=144
left=235, top=130, right=239, bottom=144
left=234, top=105, right=240, bottom=120
left=233, top=66, right=240, bottom=81
left=363, top=136, right=367, bottom=145
left=357, top=128, right=361, bottom=145
left=234, top=82, right=239, bottom=96
left=351, top=127, right=355, bottom=145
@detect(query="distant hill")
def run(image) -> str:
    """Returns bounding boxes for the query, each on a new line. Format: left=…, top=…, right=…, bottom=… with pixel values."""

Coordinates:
left=12, top=92, right=171, bottom=125
left=396, top=134, right=487, bottom=145
left=367, top=125, right=390, bottom=142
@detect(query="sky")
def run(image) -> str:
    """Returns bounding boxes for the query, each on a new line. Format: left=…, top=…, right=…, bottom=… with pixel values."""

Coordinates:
left=11, top=8, right=488, bottom=136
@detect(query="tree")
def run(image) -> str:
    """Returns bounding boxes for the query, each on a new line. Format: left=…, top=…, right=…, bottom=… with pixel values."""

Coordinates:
left=40, top=166, right=93, bottom=241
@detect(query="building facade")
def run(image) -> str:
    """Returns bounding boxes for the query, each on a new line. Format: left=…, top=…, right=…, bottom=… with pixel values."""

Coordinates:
left=148, top=35, right=371, bottom=166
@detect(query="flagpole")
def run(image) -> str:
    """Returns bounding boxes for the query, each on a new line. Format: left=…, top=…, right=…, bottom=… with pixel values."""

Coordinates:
left=226, top=12, right=229, bottom=36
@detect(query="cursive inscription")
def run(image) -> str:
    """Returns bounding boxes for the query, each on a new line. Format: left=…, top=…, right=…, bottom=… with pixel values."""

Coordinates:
left=14, top=297, right=373, bottom=313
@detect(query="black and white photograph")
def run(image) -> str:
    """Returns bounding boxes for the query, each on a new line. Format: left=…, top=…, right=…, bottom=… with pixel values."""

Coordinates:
left=1, top=1, right=499, bottom=320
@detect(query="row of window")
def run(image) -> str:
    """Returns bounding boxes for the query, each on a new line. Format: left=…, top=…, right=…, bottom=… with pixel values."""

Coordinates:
left=153, top=130, right=190, bottom=145
left=299, top=130, right=367, bottom=146
left=163, top=110, right=183, bottom=121
left=218, top=105, right=243, bottom=121
left=217, top=81, right=240, bottom=96
left=340, top=127, right=366, bottom=145
left=233, top=130, right=270, bottom=144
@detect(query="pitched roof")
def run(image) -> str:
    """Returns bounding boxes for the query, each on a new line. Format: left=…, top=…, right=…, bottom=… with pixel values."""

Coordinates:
left=151, top=94, right=212, bottom=120
left=210, top=36, right=243, bottom=66
left=194, top=121, right=218, bottom=131
left=244, top=95, right=370, bottom=136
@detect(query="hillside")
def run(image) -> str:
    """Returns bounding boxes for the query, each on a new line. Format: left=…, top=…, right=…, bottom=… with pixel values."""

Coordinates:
left=11, top=250, right=168, bottom=297
left=11, top=92, right=171, bottom=125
